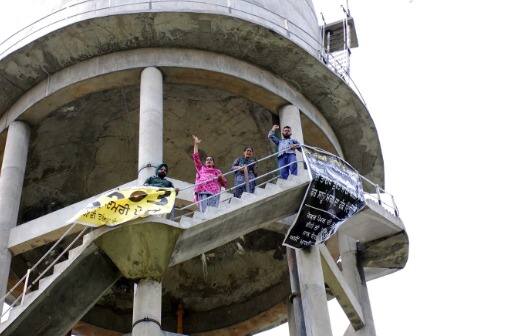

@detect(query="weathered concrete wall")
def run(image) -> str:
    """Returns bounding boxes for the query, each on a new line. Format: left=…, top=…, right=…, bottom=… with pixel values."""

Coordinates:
left=0, top=11, right=383, bottom=186
left=19, top=83, right=278, bottom=223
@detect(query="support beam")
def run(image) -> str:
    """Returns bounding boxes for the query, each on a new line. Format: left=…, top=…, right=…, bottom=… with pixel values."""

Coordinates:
left=287, top=248, right=306, bottom=336
left=320, top=245, right=364, bottom=329
left=0, top=121, right=30, bottom=301
left=138, top=67, right=163, bottom=184
left=296, top=247, right=333, bottom=336
left=339, top=232, right=376, bottom=336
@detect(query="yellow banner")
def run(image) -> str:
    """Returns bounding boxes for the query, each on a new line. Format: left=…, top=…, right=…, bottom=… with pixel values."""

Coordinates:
left=69, top=187, right=176, bottom=227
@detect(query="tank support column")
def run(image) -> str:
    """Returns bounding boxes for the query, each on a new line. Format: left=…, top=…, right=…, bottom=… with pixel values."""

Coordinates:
left=132, top=279, right=163, bottom=336
left=133, top=66, right=164, bottom=336
left=280, top=105, right=333, bottom=336
left=138, top=66, right=164, bottom=185
left=339, top=231, right=376, bottom=336
left=0, top=121, right=30, bottom=302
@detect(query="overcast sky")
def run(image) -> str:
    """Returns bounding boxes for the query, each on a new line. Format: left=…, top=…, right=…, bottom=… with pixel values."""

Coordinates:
left=265, top=0, right=517, bottom=335
left=2, top=1, right=517, bottom=335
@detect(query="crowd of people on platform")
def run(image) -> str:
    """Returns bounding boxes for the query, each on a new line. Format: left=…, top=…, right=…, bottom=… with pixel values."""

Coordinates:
left=144, top=124, right=301, bottom=213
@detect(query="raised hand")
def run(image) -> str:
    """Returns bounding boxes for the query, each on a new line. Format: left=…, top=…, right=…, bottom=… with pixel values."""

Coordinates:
left=192, top=135, right=202, bottom=144
left=272, top=124, right=280, bottom=131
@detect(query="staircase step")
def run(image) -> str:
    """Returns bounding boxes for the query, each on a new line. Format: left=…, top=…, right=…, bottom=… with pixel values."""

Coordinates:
left=53, top=259, right=70, bottom=274
left=179, top=216, right=193, bottom=228
left=20, top=290, right=39, bottom=306
left=240, top=192, right=257, bottom=202
left=38, top=274, right=58, bottom=290
left=254, top=187, right=267, bottom=196
left=265, top=182, right=281, bottom=192
left=204, top=206, right=220, bottom=218
left=192, top=211, right=206, bottom=222
left=68, top=244, right=86, bottom=260
left=227, top=197, right=243, bottom=209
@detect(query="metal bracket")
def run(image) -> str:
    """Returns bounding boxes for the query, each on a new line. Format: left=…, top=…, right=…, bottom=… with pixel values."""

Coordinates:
left=132, top=316, right=161, bottom=329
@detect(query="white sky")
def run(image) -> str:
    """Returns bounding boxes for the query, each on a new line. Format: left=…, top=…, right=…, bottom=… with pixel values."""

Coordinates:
left=262, top=0, right=517, bottom=335
left=2, top=1, right=517, bottom=335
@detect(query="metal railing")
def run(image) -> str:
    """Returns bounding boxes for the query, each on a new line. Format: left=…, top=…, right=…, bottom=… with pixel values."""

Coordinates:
left=174, top=144, right=399, bottom=219
left=0, top=224, right=90, bottom=320
left=0, top=144, right=399, bottom=321
left=173, top=157, right=306, bottom=221
left=0, top=0, right=368, bottom=107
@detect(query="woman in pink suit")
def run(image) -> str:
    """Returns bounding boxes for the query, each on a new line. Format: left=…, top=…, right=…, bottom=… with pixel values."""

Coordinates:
left=192, top=135, right=227, bottom=212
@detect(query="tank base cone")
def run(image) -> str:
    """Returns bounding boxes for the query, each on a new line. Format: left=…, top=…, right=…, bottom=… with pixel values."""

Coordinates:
left=95, top=221, right=181, bottom=280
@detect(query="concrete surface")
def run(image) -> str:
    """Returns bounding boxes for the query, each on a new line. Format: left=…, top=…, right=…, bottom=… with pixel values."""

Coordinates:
left=132, top=279, right=162, bottom=336
left=0, top=10, right=384, bottom=186
left=0, top=122, right=29, bottom=300
left=0, top=1, right=404, bottom=334
left=320, top=245, right=364, bottom=330
left=96, top=223, right=182, bottom=280
left=138, top=67, right=163, bottom=184
left=339, top=234, right=376, bottom=336
left=0, top=242, right=121, bottom=336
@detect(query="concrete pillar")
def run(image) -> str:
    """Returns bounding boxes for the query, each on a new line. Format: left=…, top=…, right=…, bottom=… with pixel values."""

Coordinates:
left=296, top=247, right=333, bottom=336
left=138, top=67, right=163, bottom=185
left=279, top=104, right=305, bottom=171
left=134, top=67, right=164, bottom=335
left=132, top=279, right=162, bottom=336
left=0, top=121, right=30, bottom=302
left=287, top=248, right=306, bottom=336
left=280, top=105, right=331, bottom=335
left=339, top=232, right=376, bottom=336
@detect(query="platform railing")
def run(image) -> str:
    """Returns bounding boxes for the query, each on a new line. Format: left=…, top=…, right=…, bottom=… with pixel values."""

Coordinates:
left=0, top=144, right=398, bottom=321
left=0, top=224, right=90, bottom=320
left=0, top=0, right=367, bottom=106
left=173, top=157, right=307, bottom=221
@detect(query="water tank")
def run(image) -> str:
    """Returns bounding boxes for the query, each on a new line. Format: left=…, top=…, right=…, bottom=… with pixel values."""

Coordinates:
left=0, top=1, right=389, bottom=335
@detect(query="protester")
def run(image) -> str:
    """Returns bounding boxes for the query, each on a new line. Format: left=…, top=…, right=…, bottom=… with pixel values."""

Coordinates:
left=268, top=124, right=301, bottom=179
left=192, top=135, right=227, bottom=212
left=144, top=163, right=180, bottom=219
left=144, top=163, right=176, bottom=189
left=231, top=146, right=257, bottom=198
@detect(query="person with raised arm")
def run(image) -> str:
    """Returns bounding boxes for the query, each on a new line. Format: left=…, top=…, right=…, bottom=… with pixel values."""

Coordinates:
left=268, top=124, right=301, bottom=179
left=192, top=135, right=227, bottom=212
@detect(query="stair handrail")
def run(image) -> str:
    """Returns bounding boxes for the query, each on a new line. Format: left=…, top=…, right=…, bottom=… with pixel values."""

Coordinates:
left=1, top=225, right=90, bottom=319
left=175, top=143, right=399, bottom=217
left=173, top=159, right=307, bottom=219
left=177, top=147, right=294, bottom=193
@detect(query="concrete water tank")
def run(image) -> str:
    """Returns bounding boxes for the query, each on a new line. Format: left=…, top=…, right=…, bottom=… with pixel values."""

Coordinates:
left=0, top=1, right=400, bottom=335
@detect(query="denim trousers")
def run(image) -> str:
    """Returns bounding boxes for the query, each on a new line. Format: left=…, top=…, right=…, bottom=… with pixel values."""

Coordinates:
left=278, top=153, right=297, bottom=179
left=197, top=192, right=221, bottom=212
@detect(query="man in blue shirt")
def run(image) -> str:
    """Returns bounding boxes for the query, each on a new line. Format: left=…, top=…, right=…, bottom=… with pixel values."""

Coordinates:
left=268, top=124, right=301, bottom=179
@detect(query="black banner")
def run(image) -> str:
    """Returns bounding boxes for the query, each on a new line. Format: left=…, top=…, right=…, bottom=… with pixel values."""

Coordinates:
left=283, top=146, right=365, bottom=249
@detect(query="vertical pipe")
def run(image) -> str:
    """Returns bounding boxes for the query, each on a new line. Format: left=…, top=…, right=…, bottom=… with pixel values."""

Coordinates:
left=0, top=121, right=30, bottom=302
left=177, top=302, right=184, bottom=333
